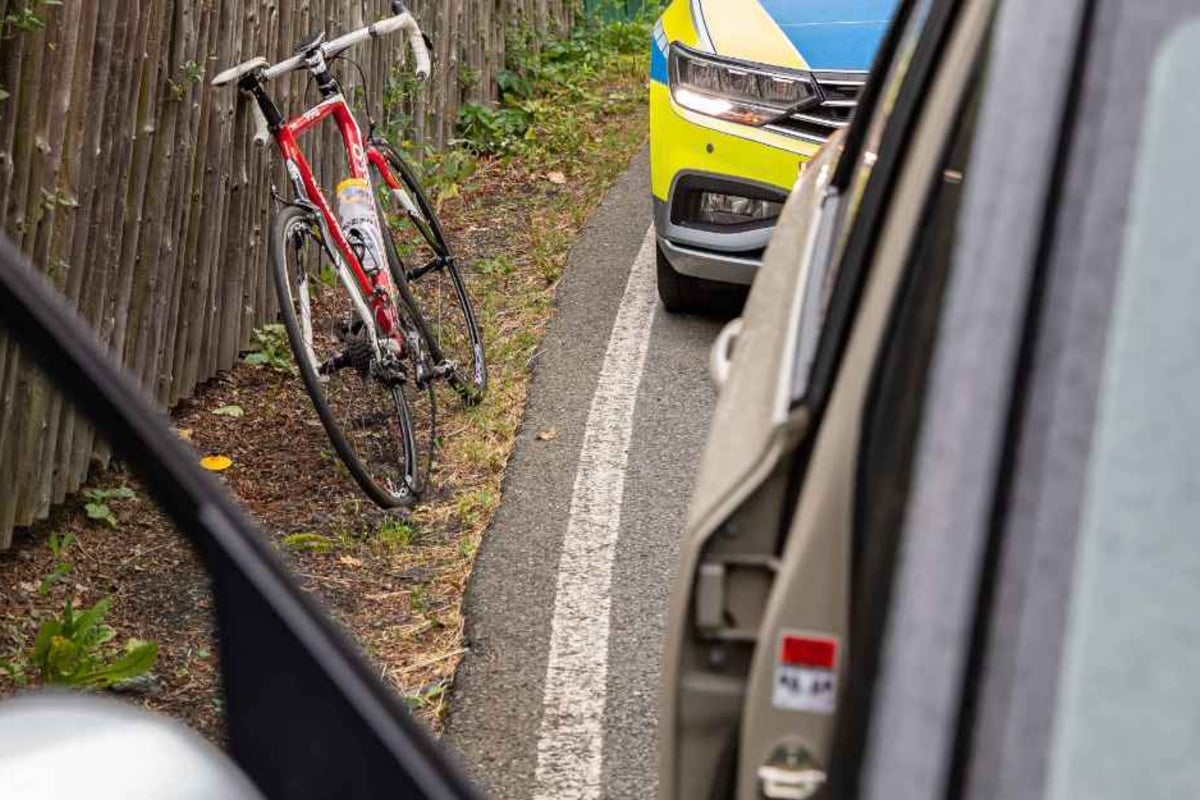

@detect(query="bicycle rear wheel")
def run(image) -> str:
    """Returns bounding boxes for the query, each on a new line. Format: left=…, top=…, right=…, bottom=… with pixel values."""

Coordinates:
left=369, top=139, right=487, bottom=405
left=269, top=204, right=434, bottom=508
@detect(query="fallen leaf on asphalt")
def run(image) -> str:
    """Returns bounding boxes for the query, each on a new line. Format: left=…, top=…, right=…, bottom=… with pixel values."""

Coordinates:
left=546, top=171, right=567, bottom=185
left=213, top=405, right=245, bottom=418
left=199, top=455, right=233, bottom=472
left=536, top=428, right=558, bottom=442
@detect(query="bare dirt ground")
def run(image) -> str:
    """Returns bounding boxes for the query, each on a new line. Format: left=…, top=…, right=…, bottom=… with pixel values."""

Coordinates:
left=0, top=58, right=648, bottom=737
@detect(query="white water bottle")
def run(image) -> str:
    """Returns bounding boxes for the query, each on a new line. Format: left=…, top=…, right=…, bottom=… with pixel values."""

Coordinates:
left=336, top=177, right=386, bottom=274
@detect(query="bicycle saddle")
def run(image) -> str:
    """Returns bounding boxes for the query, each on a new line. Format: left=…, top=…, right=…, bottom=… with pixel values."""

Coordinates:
left=211, top=57, right=269, bottom=87
left=295, top=31, right=327, bottom=56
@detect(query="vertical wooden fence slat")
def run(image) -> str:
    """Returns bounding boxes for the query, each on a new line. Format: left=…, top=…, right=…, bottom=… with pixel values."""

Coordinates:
left=0, top=0, right=580, bottom=546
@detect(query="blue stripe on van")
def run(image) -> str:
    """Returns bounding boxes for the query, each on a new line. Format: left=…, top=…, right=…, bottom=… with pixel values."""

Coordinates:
left=650, top=20, right=669, bottom=83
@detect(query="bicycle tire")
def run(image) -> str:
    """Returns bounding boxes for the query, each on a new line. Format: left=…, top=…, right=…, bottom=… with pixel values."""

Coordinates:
left=269, top=204, right=433, bottom=508
left=369, top=138, right=487, bottom=405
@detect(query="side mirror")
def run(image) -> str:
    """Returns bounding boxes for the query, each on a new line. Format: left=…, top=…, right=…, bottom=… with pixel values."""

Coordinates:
left=710, top=317, right=744, bottom=390
left=0, top=695, right=264, bottom=799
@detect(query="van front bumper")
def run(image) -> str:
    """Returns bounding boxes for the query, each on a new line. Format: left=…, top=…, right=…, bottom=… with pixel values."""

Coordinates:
left=654, top=197, right=768, bottom=285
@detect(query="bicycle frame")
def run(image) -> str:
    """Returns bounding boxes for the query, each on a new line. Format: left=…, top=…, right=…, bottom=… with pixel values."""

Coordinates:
left=272, top=92, right=407, bottom=342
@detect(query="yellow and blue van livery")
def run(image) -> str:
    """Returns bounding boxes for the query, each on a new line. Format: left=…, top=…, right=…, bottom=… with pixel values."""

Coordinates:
left=650, top=0, right=898, bottom=311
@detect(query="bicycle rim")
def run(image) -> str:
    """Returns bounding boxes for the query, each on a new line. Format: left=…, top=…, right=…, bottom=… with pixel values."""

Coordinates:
left=370, top=141, right=487, bottom=405
left=270, top=205, right=432, bottom=507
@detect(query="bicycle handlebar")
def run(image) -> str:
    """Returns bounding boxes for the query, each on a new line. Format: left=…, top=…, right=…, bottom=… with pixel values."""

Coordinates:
left=212, top=11, right=429, bottom=147
left=264, top=12, right=430, bottom=82
left=211, top=11, right=430, bottom=90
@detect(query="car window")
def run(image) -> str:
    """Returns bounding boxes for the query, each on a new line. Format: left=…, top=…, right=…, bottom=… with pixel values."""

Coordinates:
left=1046, top=17, right=1200, bottom=799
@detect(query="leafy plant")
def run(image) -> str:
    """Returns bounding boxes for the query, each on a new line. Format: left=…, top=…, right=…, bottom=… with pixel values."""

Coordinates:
left=4, top=0, right=60, bottom=34
left=83, top=486, right=136, bottom=529
left=456, top=102, right=533, bottom=156
left=38, top=531, right=76, bottom=596
left=496, top=68, right=535, bottom=102
left=281, top=532, right=334, bottom=554
left=403, top=680, right=446, bottom=711
left=422, top=147, right=478, bottom=206
left=476, top=255, right=516, bottom=278
left=169, top=59, right=206, bottom=100
left=28, top=597, right=157, bottom=689
left=244, top=324, right=294, bottom=373
left=377, top=519, right=415, bottom=549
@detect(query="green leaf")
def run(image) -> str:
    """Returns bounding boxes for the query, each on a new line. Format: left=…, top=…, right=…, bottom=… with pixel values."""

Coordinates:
left=31, top=618, right=62, bottom=664
left=70, top=597, right=112, bottom=644
left=84, top=502, right=116, bottom=527
left=37, top=562, right=73, bottom=596
left=78, top=640, right=158, bottom=688
left=213, top=404, right=245, bottom=418
left=47, top=531, right=76, bottom=558
left=83, top=486, right=135, bottom=503
left=243, top=352, right=269, bottom=366
left=45, top=636, right=83, bottom=684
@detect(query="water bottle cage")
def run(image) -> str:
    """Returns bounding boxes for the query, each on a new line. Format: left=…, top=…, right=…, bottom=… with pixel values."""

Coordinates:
left=346, top=226, right=384, bottom=274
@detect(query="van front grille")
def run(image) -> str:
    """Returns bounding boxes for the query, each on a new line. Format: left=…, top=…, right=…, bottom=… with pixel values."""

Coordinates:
left=766, top=71, right=868, bottom=144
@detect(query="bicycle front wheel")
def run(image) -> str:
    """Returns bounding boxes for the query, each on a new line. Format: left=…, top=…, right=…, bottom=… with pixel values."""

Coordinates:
left=269, top=205, right=434, bottom=508
left=370, top=139, right=487, bottom=405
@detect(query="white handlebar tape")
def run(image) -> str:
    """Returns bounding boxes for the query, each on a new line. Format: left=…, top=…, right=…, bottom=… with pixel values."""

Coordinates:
left=407, top=24, right=431, bottom=80
left=372, top=14, right=430, bottom=80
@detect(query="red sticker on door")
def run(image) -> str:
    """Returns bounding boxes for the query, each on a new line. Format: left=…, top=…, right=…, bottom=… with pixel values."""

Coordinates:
left=773, top=632, right=839, bottom=714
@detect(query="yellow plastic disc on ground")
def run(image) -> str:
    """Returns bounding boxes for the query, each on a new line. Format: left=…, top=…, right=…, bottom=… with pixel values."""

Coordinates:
left=199, top=455, right=233, bottom=472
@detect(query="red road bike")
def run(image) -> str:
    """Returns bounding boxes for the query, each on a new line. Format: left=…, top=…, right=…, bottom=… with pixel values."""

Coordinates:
left=213, top=2, right=486, bottom=508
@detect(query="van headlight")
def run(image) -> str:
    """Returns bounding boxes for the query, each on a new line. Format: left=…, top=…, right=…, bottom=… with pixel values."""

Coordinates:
left=668, top=43, right=819, bottom=126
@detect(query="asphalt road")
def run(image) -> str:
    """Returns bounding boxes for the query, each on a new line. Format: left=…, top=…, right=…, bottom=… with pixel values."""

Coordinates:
left=443, top=148, right=727, bottom=799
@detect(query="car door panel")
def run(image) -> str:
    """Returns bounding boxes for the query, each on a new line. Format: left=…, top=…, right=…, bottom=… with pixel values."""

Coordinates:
left=661, top=135, right=843, bottom=800
left=736, top=4, right=993, bottom=797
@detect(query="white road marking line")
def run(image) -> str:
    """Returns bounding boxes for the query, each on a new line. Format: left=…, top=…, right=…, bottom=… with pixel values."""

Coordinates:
left=533, top=228, right=659, bottom=800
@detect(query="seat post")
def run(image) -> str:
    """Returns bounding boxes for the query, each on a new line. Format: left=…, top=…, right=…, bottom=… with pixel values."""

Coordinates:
left=240, top=75, right=285, bottom=132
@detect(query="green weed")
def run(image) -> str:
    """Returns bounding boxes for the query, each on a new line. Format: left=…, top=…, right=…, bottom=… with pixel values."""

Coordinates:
left=3, top=0, right=60, bottom=34
left=281, top=532, right=334, bottom=554
left=3, top=597, right=157, bottom=690
left=83, top=486, right=136, bottom=529
left=378, top=519, right=416, bottom=549
left=38, top=532, right=76, bottom=596
left=244, top=324, right=295, bottom=373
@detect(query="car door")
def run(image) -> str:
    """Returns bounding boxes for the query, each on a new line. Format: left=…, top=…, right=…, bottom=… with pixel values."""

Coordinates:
left=836, top=0, right=1200, bottom=798
left=660, top=0, right=994, bottom=797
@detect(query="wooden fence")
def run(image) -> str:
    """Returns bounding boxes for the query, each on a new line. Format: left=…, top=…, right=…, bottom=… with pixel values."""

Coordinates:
left=0, top=0, right=576, bottom=547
